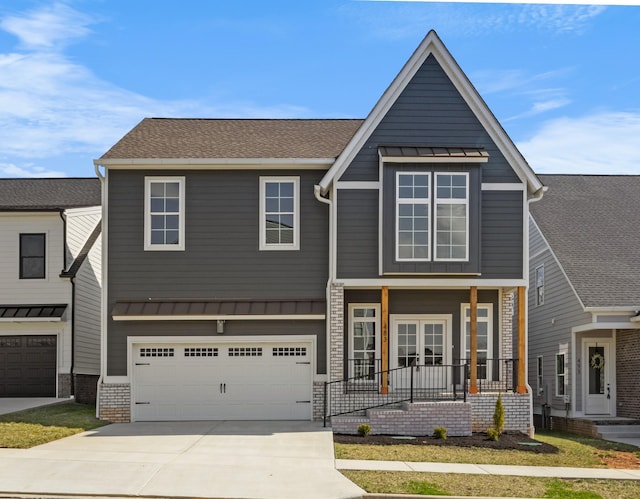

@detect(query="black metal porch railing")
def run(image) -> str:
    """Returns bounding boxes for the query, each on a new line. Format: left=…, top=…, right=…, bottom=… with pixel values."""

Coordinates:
left=457, top=358, right=518, bottom=393
left=324, top=362, right=468, bottom=426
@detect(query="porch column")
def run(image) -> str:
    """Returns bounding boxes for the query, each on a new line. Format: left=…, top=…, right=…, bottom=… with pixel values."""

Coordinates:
left=517, top=286, right=527, bottom=393
left=381, top=286, right=389, bottom=394
left=469, top=286, right=478, bottom=394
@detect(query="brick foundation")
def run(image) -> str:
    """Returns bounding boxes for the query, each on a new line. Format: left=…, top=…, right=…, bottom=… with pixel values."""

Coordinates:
left=313, top=381, right=325, bottom=421
left=74, top=374, right=99, bottom=405
left=329, top=283, right=344, bottom=383
left=469, top=392, right=531, bottom=435
left=549, top=416, right=600, bottom=438
left=98, top=383, right=131, bottom=422
left=58, top=373, right=71, bottom=398
left=616, top=330, right=640, bottom=419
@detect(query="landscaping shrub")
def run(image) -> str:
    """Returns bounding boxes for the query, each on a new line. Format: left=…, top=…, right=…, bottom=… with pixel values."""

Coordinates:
left=357, top=423, right=371, bottom=437
left=433, top=426, right=448, bottom=440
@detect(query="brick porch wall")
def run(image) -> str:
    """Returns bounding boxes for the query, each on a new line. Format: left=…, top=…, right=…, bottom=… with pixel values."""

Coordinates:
left=469, top=392, right=531, bottom=434
left=313, top=381, right=325, bottom=421
left=98, top=383, right=131, bottom=422
left=616, top=330, right=640, bottom=419
left=58, top=373, right=71, bottom=398
left=74, top=374, right=99, bottom=405
left=329, top=283, right=344, bottom=383
left=501, top=289, right=514, bottom=361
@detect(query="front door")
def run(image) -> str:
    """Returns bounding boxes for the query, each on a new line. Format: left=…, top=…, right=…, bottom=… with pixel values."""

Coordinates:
left=391, top=316, right=451, bottom=392
left=584, top=340, right=613, bottom=415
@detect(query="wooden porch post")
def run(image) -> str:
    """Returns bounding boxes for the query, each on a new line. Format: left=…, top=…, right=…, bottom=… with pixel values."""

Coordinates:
left=469, top=286, right=478, bottom=394
left=381, top=286, right=389, bottom=394
left=517, top=286, right=527, bottom=394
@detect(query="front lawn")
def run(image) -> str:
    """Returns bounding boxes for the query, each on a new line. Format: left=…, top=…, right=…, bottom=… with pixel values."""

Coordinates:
left=0, top=402, right=108, bottom=448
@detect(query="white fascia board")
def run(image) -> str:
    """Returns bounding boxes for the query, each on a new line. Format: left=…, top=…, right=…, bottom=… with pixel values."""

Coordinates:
left=113, top=314, right=325, bottom=321
left=336, top=181, right=380, bottom=190
left=572, top=322, right=639, bottom=333
left=94, top=158, right=334, bottom=169
left=318, top=30, right=543, bottom=195
left=337, top=278, right=526, bottom=288
left=584, top=306, right=640, bottom=313
left=63, top=205, right=101, bottom=217
left=482, top=183, right=525, bottom=191
left=0, top=317, right=63, bottom=322
left=632, top=315, right=640, bottom=323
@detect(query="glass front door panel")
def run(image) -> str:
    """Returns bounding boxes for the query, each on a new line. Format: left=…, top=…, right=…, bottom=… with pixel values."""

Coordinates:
left=588, top=346, right=605, bottom=395
left=397, top=323, right=417, bottom=368
left=423, top=323, right=443, bottom=365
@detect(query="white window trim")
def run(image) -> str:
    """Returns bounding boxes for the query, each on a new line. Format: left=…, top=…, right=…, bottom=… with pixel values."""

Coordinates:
left=259, top=176, right=300, bottom=251
left=434, top=172, right=469, bottom=262
left=461, top=303, right=493, bottom=378
left=348, top=304, right=381, bottom=378
left=535, top=264, right=545, bottom=306
left=144, top=176, right=185, bottom=251
left=395, top=171, right=431, bottom=262
left=555, top=349, right=568, bottom=398
left=536, top=355, right=544, bottom=396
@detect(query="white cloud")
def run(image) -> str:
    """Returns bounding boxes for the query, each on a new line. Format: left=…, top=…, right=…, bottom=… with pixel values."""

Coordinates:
left=517, top=112, right=640, bottom=174
left=0, top=162, right=67, bottom=177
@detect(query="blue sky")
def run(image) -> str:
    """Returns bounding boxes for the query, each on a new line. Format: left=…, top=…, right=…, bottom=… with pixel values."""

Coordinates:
left=0, top=0, right=639, bottom=178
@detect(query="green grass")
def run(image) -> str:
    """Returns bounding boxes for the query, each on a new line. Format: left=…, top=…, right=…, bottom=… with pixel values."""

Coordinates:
left=342, top=471, right=640, bottom=498
left=0, top=402, right=108, bottom=448
left=335, top=430, right=640, bottom=468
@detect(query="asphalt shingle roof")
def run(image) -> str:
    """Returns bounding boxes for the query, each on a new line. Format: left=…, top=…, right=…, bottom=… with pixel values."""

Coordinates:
left=531, top=174, right=640, bottom=308
left=99, top=118, right=364, bottom=160
left=0, top=178, right=101, bottom=210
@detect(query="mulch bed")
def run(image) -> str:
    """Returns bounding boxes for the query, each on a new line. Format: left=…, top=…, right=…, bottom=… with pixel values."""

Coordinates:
left=334, top=431, right=559, bottom=454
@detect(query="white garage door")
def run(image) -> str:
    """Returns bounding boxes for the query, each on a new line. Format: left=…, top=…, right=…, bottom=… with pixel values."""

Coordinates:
left=132, top=341, right=312, bottom=421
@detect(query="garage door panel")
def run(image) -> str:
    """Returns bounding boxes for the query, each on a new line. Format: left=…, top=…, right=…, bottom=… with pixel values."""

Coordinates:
left=0, top=335, right=56, bottom=397
left=133, top=341, right=312, bottom=421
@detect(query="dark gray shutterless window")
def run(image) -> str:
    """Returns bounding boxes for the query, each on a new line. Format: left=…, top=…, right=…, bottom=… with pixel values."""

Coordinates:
left=20, top=233, right=46, bottom=279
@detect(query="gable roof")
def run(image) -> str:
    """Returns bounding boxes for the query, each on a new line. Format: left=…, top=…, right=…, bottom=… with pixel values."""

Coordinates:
left=531, top=174, right=640, bottom=309
left=97, top=118, right=363, bottom=164
left=318, top=30, right=542, bottom=195
left=0, top=178, right=101, bottom=211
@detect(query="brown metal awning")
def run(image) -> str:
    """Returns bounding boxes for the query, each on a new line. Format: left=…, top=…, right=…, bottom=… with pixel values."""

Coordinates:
left=112, top=300, right=326, bottom=321
left=0, top=304, right=67, bottom=321
left=379, top=146, right=489, bottom=162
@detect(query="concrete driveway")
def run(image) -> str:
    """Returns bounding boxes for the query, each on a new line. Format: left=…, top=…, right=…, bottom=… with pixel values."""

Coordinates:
left=0, top=420, right=363, bottom=499
left=0, top=397, right=70, bottom=415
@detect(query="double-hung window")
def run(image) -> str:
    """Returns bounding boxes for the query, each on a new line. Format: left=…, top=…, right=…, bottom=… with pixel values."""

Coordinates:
left=535, top=265, right=544, bottom=306
left=556, top=352, right=567, bottom=397
left=396, top=171, right=469, bottom=262
left=19, top=233, right=46, bottom=279
left=349, top=304, right=380, bottom=380
left=144, top=177, right=185, bottom=251
left=462, top=303, right=492, bottom=379
left=259, top=177, right=299, bottom=251
left=435, top=173, right=468, bottom=261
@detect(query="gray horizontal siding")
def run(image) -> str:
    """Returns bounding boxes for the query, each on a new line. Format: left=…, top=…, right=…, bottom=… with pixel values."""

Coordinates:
left=336, top=190, right=379, bottom=278
left=528, top=219, right=590, bottom=413
left=480, top=191, right=523, bottom=279
left=107, top=319, right=326, bottom=376
left=340, top=55, right=521, bottom=184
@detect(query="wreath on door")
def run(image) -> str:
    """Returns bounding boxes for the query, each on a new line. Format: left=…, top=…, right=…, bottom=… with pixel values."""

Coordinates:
left=590, top=352, right=605, bottom=370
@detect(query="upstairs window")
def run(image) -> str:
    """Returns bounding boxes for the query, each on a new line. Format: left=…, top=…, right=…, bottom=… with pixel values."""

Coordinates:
left=20, top=233, right=46, bottom=279
left=435, top=173, right=468, bottom=261
left=395, top=172, right=469, bottom=262
left=535, top=265, right=545, bottom=306
left=260, top=177, right=299, bottom=251
left=144, top=177, right=185, bottom=251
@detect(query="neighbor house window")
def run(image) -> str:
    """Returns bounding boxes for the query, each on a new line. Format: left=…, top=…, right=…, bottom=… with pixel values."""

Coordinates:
left=349, top=304, right=380, bottom=380
left=556, top=352, right=566, bottom=397
left=435, top=173, right=468, bottom=261
left=144, top=177, right=185, bottom=251
left=462, top=303, right=492, bottom=379
left=537, top=356, right=544, bottom=395
left=396, top=172, right=469, bottom=262
left=396, top=172, right=430, bottom=261
left=260, top=177, right=299, bottom=251
left=20, top=233, right=46, bottom=279
left=535, top=265, right=544, bottom=306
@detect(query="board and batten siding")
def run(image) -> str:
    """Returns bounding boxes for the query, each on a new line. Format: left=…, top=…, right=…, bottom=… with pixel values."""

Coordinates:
left=106, top=169, right=329, bottom=375
left=339, top=55, right=521, bottom=184
left=65, top=207, right=102, bottom=374
left=528, top=217, right=590, bottom=413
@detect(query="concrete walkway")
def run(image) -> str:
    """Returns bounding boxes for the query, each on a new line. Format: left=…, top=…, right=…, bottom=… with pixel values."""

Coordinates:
left=0, top=421, right=363, bottom=499
left=0, top=398, right=70, bottom=416
left=337, top=458, right=640, bottom=480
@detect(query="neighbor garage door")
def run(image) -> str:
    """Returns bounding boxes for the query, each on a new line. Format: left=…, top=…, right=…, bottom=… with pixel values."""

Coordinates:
left=0, top=335, right=57, bottom=397
left=132, top=341, right=312, bottom=421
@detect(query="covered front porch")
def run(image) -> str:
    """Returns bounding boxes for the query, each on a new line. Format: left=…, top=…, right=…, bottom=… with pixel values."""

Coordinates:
left=325, top=284, right=532, bottom=436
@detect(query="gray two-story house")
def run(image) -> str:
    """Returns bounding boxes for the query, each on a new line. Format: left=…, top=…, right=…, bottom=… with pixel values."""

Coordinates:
left=95, top=31, right=543, bottom=436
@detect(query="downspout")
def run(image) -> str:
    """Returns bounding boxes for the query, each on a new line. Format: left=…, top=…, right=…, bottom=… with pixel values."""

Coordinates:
left=524, top=184, right=547, bottom=436
left=314, top=184, right=333, bottom=420
left=94, top=162, right=106, bottom=418
left=59, top=210, right=75, bottom=398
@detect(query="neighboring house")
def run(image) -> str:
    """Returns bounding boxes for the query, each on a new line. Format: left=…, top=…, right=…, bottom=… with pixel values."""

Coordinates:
left=529, top=175, right=640, bottom=435
left=0, top=178, right=102, bottom=403
left=95, top=31, right=543, bottom=436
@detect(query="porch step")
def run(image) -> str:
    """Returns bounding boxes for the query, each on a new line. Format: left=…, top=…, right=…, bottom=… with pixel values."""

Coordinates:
left=596, top=423, right=640, bottom=439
